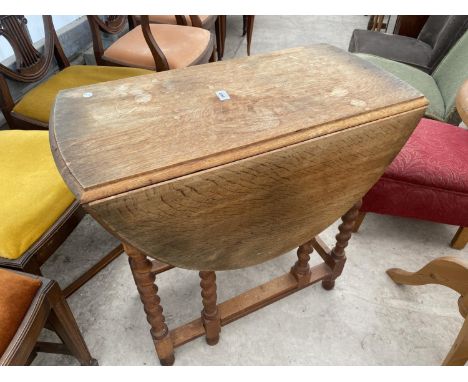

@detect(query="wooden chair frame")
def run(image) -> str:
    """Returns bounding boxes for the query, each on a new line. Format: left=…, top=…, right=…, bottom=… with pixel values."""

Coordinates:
left=0, top=201, right=123, bottom=298
left=387, top=257, right=468, bottom=365
left=0, top=15, right=70, bottom=130
left=87, top=15, right=214, bottom=72
left=0, top=271, right=97, bottom=365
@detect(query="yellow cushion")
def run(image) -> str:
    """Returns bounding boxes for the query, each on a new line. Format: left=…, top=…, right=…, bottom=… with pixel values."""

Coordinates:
left=0, top=130, right=75, bottom=260
left=13, top=65, right=152, bottom=124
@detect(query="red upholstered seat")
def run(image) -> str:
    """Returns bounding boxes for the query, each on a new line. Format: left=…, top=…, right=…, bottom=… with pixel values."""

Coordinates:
left=361, top=118, right=468, bottom=227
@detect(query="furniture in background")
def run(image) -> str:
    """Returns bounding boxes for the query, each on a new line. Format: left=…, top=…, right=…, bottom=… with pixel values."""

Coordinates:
left=350, top=16, right=468, bottom=73
left=367, top=16, right=390, bottom=32
left=134, top=15, right=225, bottom=61
left=0, top=130, right=123, bottom=297
left=393, top=16, right=429, bottom=38
left=0, top=269, right=96, bottom=365
left=354, top=81, right=468, bottom=250
left=0, top=15, right=152, bottom=130
left=242, top=16, right=255, bottom=56
left=50, top=45, right=426, bottom=365
left=387, top=257, right=468, bottom=365
left=87, top=15, right=214, bottom=71
left=355, top=30, right=468, bottom=125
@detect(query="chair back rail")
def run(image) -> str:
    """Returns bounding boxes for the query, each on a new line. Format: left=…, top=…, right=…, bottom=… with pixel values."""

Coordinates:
left=0, top=15, right=69, bottom=127
left=87, top=15, right=169, bottom=71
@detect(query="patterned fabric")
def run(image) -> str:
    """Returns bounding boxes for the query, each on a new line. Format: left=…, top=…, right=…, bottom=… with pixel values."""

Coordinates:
left=361, top=118, right=468, bottom=227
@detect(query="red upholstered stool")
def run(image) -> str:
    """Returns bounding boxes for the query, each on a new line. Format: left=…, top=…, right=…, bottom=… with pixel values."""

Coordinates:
left=354, top=118, right=468, bottom=249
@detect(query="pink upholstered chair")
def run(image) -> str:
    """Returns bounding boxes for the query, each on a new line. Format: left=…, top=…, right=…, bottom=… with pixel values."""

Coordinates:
left=354, top=81, right=468, bottom=249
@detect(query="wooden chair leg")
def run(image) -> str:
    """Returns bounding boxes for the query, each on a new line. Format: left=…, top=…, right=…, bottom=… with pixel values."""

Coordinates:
left=291, top=240, right=313, bottom=288
left=443, top=316, right=468, bottom=366
left=246, top=16, right=255, bottom=56
left=352, top=211, right=366, bottom=233
left=47, top=283, right=97, bottom=365
left=215, top=16, right=224, bottom=61
left=199, top=271, right=221, bottom=345
left=387, top=256, right=468, bottom=366
left=322, top=200, right=362, bottom=290
left=125, top=244, right=175, bottom=366
left=451, top=227, right=468, bottom=250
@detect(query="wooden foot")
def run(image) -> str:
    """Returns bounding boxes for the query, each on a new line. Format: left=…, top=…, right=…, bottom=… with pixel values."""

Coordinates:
left=199, top=271, right=221, bottom=345
left=451, top=227, right=468, bottom=250
left=352, top=211, right=366, bottom=233
left=47, top=283, right=95, bottom=366
left=322, top=200, right=362, bottom=290
left=125, top=244, right=175, bottom=366
left=387, top=256, right=468, bottom=365
left=291, top=240, right=313, bottom=288
left=246, top=16, right=255, bottom=56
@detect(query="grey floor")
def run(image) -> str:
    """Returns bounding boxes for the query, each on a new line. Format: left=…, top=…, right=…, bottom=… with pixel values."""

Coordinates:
left=33, top=16, right=467, bottom=366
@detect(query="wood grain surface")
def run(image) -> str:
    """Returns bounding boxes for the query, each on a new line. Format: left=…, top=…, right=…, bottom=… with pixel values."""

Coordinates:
left=50, top=45, right=426, bottom=203
left=87, top=107, right=425, bottom=270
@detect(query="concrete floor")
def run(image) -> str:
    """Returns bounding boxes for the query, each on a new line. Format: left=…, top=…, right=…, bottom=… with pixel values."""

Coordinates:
left=33, top=16, right=468, bottom=365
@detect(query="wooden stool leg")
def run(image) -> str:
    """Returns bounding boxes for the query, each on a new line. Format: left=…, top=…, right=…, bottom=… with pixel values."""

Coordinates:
left=443, top=315, right=468, bottom=365
left=387, top=256, right=468, bottom=365
left=125, top=244, right=175, bottom=366
left=291, top=240, right=313, bottom=288
left=199, top=271, right=221, bottom=345
left=451, top=227, right=468, bottom=250
left=47, top=284, right=97, bottom=366
left=322, top=200, right=362, bottom=290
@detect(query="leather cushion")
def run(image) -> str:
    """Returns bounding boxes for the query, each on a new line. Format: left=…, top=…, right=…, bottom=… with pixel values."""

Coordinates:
left=103, top=24, right=212, bottom=70
left=13, top=65, right=152, bottom=124
left=356, top=53, right=446, bottom=121
left=0, top=130, right=75, bottom=260
left=361, top=118, right=468, bottom=226
left=0, top=269, right=42, bottom=357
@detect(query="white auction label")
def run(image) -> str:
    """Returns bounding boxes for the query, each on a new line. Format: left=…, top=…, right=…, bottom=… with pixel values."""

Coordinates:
left=215, top=90, right=230, bottom=101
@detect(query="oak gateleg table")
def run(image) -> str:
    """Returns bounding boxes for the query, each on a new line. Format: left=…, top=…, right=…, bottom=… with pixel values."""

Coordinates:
left=50, top=45, right=427, bottom=365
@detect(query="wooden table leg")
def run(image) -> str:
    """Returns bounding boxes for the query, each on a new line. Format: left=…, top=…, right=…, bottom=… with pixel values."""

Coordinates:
left=387, top=256, right=468, bottom=366
left=291, top=240, right=313, bottom=288
left=322, top=199, right=362, bottom=290
left=125, top=244, right=175, bottom=366
left=199, top=271, right=221, bottom=345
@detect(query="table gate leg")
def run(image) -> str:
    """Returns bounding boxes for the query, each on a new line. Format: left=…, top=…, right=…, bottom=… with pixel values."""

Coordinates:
left=322, top=200, right=362, bottom=290
left=125, top=244, right=175, bottom=366
left=291, top=240, right=313, bottom=288
left=199, top=271, right=221, bottom=345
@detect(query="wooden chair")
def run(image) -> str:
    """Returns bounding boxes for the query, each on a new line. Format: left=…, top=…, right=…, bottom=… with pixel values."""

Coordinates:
left=354, top=80, right=468, bottom=250
left=133, top=15, right=225, bottom=61
left=0, top=129, right=123, bottom=298
left=87, top=15, right=215, bottom=71
left=0, top=15, right=152, bottom=130
left=0, top=269, right=97, bottom=365
left=387, top=257, right=468, bottom=365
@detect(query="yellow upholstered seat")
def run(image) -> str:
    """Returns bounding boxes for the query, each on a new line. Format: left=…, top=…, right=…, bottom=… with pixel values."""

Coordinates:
left=12, top=65, right=152, bottom=124
left=0, top=130, right=75, bottom=260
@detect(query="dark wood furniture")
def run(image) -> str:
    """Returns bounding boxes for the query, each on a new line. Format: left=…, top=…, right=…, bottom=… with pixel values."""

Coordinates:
left=0, top=269, right=97, bottom=365
left=242, top=16, right=255, bottom=56
left=388, top=256, right=468, bottom=365
left=393, top=16, right=430, bottom=37
left=0, top=15, right=68, bottom=129
left=50, top=45, right=427, bottom=365
left=87, top=15, right=215, bottom=71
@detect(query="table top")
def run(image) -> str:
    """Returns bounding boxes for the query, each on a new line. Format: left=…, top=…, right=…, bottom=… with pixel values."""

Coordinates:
left=50, top=44, right=425, bottom=204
